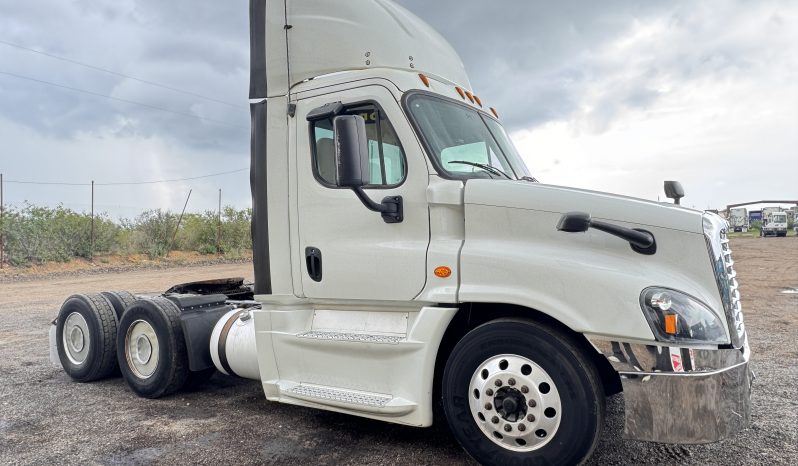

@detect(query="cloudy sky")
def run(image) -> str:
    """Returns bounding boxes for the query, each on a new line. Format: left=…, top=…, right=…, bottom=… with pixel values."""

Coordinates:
left=0, top=0, right=795, bottom=217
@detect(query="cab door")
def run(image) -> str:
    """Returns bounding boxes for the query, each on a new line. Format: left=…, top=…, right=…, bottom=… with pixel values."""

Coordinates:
left=294, top=85, right=430, bottom=300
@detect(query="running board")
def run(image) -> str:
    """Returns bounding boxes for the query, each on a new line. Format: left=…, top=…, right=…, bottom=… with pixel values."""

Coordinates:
left=296, top=330, right=404, bottom=344
left=281, top=383, right=416, bottom=416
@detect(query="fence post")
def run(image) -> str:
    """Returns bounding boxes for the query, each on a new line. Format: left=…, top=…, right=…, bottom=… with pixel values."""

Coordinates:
left=90, top=180, right=95, bottom=262
left=1, top=173, right=4, bottom=269
left=217, top=189, right=222, bottom=255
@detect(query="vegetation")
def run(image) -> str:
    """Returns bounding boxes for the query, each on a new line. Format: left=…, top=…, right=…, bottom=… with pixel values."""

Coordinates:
left=0, top=203, right=252, bottom=266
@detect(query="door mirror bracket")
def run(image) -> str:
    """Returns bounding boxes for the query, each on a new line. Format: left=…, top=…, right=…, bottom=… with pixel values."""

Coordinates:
left=333, top=114, right=404, bottom=223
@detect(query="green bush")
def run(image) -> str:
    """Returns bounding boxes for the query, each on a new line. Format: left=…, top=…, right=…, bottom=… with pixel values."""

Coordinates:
left=0, top=203, right=252, bottom=266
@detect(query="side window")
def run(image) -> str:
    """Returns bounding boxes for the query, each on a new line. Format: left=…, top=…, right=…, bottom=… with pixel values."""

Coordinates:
left=311, top=104, right=406, bottom=188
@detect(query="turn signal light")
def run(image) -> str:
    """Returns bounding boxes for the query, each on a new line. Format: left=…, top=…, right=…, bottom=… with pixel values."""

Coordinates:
left=434, top=266, right=452, bottom=278
left=664, top=314, right=678, bottom=335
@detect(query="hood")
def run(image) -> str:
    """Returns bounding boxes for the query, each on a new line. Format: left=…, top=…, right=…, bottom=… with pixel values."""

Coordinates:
left=464, top=180, right=704, bottom=234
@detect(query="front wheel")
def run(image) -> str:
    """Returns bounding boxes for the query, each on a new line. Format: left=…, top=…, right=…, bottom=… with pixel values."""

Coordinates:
left=442, top=318, right=604, bottom=465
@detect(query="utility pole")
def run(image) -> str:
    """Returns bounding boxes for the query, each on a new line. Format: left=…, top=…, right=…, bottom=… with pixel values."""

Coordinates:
left=217, top=189, right=222, bottom=255
left=90, top=180, right=95, bottom=262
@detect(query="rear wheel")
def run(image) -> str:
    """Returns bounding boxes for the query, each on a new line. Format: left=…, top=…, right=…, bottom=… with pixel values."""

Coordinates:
left=56, top=293, right=119, bottom=382
left=101, top=290, right=136, bottom=320
left=442, top=318, right=604, bottom=465
left=117, top=297, right=189, bottom=398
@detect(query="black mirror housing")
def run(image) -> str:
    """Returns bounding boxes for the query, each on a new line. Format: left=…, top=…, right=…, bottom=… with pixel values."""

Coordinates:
left=333, top=115, right=370, bottom=188
left=664, top=181, right=685, bottom=205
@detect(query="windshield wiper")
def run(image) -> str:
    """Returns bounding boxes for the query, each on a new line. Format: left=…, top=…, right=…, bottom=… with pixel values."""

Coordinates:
left=448, top=160, right=513, bottom=180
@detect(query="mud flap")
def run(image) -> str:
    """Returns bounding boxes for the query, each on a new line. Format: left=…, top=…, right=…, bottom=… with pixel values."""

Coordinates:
left=48, top=321, right=61, bottom=368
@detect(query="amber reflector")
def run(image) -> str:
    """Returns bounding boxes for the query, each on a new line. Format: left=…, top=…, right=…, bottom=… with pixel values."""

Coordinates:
left=434, top=266, right=452, bottom=278
left=455, top=87, right=466, bottom=99
left=490, top=107, right=499, bottom=118
left=418, top=73, right=430, bottom=87
left=473, top=95, right=483, bottom=107
left=664, top=314, right=678, bottom=335
left=464, top=91, right=475, bottom=103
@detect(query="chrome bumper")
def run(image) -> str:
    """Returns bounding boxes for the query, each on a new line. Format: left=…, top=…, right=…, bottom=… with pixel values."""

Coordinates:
left=589, top=338, right=753, bottom=444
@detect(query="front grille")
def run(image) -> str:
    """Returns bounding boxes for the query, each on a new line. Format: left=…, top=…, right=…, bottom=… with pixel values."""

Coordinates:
left=705, top=215, right=745, bottom=347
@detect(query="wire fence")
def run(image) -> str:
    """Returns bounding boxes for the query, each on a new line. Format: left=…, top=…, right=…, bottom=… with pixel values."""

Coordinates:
left=0, top=172, right=252, bottom=268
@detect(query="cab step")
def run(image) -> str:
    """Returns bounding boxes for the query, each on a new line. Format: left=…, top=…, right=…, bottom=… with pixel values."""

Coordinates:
left=296, top=330, right=404, bottom=344
left=281, top=383, right=416, bottom=415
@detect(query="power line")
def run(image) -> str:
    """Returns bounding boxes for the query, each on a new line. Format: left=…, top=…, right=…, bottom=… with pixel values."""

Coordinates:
left=5, top=167, right=248, bottom=186
left=0, top=39, right=245, bottom=109
left=0, top=71, right=249, bottom=130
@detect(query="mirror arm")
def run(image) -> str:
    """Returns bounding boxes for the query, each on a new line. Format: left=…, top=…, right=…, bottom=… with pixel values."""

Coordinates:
left=351, top=187, right=404, bottom=224
left=589, top=220, right=655, bottom=250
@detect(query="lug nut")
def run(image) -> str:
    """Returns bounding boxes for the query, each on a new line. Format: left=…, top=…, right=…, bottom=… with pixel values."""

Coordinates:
left=485, top=403, right=493, bottom=410
left=485, top=388, right=494, bottom=396
left=528, top=399, right=537, bottom=408
left=518, top=424, right=526, bottom=432
left=491, top=416, right=499, bottom=424
left=504, top=424, right=512, bottom=432
left=521, top=385, right=529, bottom=393
left=495, top=379, right=502, bottom=387
left=508, top=378, right=516, bottom=386
left=527, top=414, right=536, bottom=422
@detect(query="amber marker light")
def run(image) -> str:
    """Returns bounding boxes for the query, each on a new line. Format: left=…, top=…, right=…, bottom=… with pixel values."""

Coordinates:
left=434, top=266, right=452, bottom=278
left=464, top=90, right=475, bottom=103
left=490, top=107, right=499, bottom=118
left=418, top=73, right=430, bottom=87
left=664, top=314, right=678, bottom=335
left=473, top=95, right=483, bottom=107
left=455, top=87, right=466, bottom=99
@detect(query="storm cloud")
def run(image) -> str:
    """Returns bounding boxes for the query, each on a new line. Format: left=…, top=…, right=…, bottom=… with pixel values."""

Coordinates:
left=0, top=0, right=795, bottom=215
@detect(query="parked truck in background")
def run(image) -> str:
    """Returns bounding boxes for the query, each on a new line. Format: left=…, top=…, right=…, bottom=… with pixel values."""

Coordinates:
left=761, top=207, right=788, bottom=237
left=48, top=1, right=753, bottom=464
left=730, top=207, right=749, bottom=233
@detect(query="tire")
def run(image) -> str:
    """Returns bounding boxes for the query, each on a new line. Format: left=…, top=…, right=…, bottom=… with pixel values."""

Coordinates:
left=101, top=291, right=136, bottom=320
left=56, top=293, right=119, bottom=382
left=117, top=297, right=190, bottom=398
left=442, top=318, right=604, bottom=466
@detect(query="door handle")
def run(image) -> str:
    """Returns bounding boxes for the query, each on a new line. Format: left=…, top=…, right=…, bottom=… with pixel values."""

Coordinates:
left=305, top=247, right=322, bottom=282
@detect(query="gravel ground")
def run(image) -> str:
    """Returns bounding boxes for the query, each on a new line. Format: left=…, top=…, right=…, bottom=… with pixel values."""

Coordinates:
left=0, top=238, right=795, bottom=465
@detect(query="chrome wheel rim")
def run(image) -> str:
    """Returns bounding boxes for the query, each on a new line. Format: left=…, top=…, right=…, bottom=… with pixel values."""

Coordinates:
left=62, top=312, right=90, bottom=365
left=468, top=354, right=562, bottom=452
left=125, top=320, right=159, bottom=379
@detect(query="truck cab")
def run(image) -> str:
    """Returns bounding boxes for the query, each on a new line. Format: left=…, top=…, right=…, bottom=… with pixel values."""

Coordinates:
left=50, top=1, right=753, bottom=464
left=762, top=211, right=788, bottom=237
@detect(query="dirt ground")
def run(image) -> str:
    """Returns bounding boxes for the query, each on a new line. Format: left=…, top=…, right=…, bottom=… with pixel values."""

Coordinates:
left=0, top=237, right=796, bottom=465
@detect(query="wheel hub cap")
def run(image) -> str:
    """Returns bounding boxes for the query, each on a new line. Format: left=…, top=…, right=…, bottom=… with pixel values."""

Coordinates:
left=468, top=354, right=562, bottom=452
left=62, top=312, right=90, bottom=365
left=125, top=320, right=159, bottom=379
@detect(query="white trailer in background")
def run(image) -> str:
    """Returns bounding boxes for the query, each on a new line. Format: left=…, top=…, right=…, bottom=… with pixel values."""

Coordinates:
left=730, top=207, right=749, bottom=232
left=48, top=1, right=753, bottom=464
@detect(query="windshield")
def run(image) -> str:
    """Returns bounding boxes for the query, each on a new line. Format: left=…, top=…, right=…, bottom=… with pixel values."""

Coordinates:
left=406, top=93, right=531, bottom=180
left=773, top=214, right=786, bottom=221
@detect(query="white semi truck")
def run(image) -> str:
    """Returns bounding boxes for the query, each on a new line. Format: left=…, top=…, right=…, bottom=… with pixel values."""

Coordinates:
left=761, top=207, right=788, bottom=237
left=49, top=1, right=753, bottom=464
left=729, top=207, right=749, bottom=232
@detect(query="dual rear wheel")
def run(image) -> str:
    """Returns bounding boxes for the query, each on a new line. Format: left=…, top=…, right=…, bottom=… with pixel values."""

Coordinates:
left=56, top=293, right=212, bottom=397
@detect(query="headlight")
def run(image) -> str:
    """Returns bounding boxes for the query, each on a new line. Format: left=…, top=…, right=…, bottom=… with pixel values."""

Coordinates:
left=640, top=287, right=728, bottom=345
